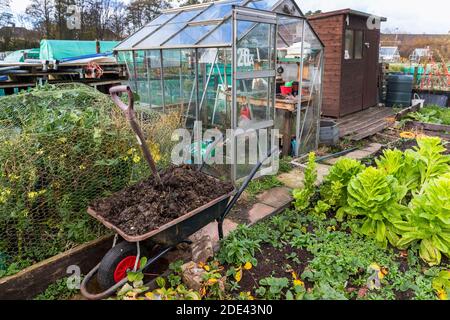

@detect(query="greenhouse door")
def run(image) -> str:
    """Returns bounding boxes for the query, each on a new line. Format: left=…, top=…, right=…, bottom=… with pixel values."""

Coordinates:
left=231, top=6, right=277, bottom=181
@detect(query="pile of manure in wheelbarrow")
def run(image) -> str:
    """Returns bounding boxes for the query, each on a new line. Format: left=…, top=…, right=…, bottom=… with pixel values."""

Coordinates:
left=90, top=165, right=234, bottom=236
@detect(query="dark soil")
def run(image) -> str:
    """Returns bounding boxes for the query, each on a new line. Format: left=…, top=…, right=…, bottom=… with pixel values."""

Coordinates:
left=90, top=165, right=234, bottom=236
left=237, top=244, right=313, bottom=292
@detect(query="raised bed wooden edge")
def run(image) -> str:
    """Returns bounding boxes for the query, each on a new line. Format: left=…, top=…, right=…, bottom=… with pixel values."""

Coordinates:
left=0, top=235, right=113, bottom=300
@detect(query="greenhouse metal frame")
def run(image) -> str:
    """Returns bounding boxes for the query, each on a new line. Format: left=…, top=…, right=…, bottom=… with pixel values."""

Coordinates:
left=115, top=0, right=324, bottom=181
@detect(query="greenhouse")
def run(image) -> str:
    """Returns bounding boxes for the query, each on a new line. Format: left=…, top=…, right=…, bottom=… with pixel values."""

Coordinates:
left=115, top=0, right=324, bottom=181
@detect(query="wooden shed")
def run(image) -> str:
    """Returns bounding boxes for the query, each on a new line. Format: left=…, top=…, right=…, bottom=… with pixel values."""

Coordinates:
left=308, top=9, right=386, bottom=118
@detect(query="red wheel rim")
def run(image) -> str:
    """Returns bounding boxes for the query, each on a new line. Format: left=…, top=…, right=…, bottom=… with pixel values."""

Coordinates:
left=114, top=256, right=138, bottom=283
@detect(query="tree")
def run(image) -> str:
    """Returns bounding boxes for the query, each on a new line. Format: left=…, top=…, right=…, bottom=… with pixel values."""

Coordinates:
left=25, top=0, right=55, bottom=38
left=0, top=0, right=14, bottom=27
left=180, top=0, right=203, bottom=6
left=126, top=0, right=171, bottom=32
left=108, top=0, right=128, bottom=39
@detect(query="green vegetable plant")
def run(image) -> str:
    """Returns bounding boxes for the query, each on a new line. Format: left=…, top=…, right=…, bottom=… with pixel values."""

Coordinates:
left=320, top=158, right=365, bottom=208
left=432, top=270, right=450, bottom=300
left=342, top=167, right=408, bottom=248
left=395, top=174, right=450, bottom=266
left=293, top=153, right=317, bottom=212
left=256, top=277, right=289, bottom=299
left=217, top=225, right=261, bottom=267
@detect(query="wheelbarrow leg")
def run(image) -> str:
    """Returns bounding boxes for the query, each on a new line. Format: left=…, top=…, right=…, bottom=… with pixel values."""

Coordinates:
left=218, top=219, right=224, bottom=240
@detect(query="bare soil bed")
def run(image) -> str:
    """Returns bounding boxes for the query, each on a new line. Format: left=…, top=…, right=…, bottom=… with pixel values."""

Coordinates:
left=90, top=165, right=234, bottom=236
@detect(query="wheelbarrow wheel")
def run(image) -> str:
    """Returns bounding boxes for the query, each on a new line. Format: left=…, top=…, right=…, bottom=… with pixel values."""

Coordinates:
left=97, top=241, right=149, bottom=291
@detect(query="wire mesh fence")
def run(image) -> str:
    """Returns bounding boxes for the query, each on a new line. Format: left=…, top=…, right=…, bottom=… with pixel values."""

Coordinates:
left=0, top=83, right=181, bottom=278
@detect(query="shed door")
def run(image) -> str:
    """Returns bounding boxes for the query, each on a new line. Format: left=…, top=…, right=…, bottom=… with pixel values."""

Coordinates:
left=363, top=29, right=379, bottom=109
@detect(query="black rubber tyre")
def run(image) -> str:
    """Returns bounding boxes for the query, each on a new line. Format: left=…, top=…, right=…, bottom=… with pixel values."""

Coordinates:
left=97, top=241, right=149, bottom=291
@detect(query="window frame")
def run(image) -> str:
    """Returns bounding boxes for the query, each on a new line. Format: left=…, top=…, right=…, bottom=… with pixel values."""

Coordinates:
left=344, top=28, right=364, bottom=61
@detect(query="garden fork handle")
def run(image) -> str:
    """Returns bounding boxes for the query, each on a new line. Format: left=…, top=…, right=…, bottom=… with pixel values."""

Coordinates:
left=109, top=85, right=162, bottom=185
left=109, top=85, right=135, bottom=120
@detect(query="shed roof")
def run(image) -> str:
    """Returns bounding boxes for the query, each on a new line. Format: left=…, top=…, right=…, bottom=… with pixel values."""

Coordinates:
left=115, top=0, right=305, bottom=51
left=307, top=8, right=387, bottom=22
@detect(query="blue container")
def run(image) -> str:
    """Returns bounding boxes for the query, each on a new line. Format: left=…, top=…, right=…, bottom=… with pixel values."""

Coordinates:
left=386, top=74, right=414, bottom=108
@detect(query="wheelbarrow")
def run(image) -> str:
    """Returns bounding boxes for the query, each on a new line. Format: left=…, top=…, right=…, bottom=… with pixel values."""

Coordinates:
left=80, top=85, right=278, bottom=299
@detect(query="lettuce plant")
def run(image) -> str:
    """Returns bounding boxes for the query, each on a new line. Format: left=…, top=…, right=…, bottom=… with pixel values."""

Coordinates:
left=320, top=158, right=364, bottom=210
left=395, top=175, right=450, bottom=266
left=343, top=167, right=408, bottom=248
left=414, top=136, right=450, bottom=188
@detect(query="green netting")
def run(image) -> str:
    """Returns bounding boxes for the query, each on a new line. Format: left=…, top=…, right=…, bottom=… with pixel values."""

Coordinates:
left=39, top=40, right=119, bottom=60
left=0, top=83, right=181, bottom=277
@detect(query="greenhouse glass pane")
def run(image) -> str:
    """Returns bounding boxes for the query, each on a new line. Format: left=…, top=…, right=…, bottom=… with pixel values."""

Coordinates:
left=166, top=24, right=217, bottom=46
left=149, top=13, right=177, bottom=26
left=115, top=25, right=159, bottom=50
left=170, top=9, right=204, bottom=23
left=193, top=0, right=239, bottom=22
left=198, top=20, right=232, bottom=45
left=246, top=0, right=279, bottom=10
left=277, top=16, right=303, bottom=48
left=133, top=23, right=186, bottom=49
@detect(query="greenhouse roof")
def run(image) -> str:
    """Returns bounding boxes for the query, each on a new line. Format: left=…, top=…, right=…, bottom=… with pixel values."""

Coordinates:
left=115, top=0, right=304, bottom=51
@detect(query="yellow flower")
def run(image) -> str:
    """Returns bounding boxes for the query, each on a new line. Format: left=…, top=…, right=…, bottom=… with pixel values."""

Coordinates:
left=0, top=189, right=12, bottom=204
left=294, top=279, right=305, bottom=287
left=437, top=289, right=448, bottom=300
left=400, top=131, right=416, bottom=139
left=8, top=174, right=20, bottom=182
left=27, top=189, right=46, bottom=200
left=79, top=165, right=86, bottom=170
left=206, top=278, right=218, bottom=285
left=243, top=262, right=252, bottom=270
left=132, top=155, right=141, bottom=163
left=127, top=148, right=135, bottom=155
left=234, top=268, right=243, bottom=283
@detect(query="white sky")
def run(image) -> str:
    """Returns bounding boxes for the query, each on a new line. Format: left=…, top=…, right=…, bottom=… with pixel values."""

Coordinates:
left=8, top=0, right=450, bottom=34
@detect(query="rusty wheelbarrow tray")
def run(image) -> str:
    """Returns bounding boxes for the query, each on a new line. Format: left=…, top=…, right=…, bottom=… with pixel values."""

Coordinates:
left=86, top=187, right=236, bottom=245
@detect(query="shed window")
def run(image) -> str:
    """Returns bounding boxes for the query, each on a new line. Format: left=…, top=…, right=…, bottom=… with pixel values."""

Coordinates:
left=354, top=30, right=363, bottom=59
left=344, top=30, right=354, bottom=60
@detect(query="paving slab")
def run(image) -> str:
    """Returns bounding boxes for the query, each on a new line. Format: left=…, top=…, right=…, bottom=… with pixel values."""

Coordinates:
left=256, top=187, right=292, bottom=208
left=316, top=163, right=331, bottom=184
left=277, top=169, right=304, bottom=189
left=324, top=143, right=383, bottom=165
left=247, top=203, right=277, bottom=225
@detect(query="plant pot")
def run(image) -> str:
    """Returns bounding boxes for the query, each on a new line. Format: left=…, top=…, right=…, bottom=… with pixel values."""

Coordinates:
left=319, top=119, right=339, bottom=146
left=280, top=86, right=292, bottom=95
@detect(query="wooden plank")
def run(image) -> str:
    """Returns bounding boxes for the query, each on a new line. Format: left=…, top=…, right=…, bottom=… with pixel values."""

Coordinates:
left=339, top=109, right=394, bottom=135
left=337, top=107, right=390, bottom=127
left=350, top=121, right=389, bottom=141
left=409, top=121, right=450, bottom=133
left=0, top=235, right=113, bottom=300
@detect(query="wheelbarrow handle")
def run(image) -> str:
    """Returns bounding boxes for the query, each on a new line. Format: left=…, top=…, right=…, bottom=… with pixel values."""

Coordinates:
left=109, top=85, right=135, bottom=120
left=219, top=148, right=279, bottom=229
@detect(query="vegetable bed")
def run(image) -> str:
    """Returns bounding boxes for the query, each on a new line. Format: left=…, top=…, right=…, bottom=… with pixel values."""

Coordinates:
left=0, top=84, right=180, bottom=278
left=115, top=136, right=450, bottom=300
